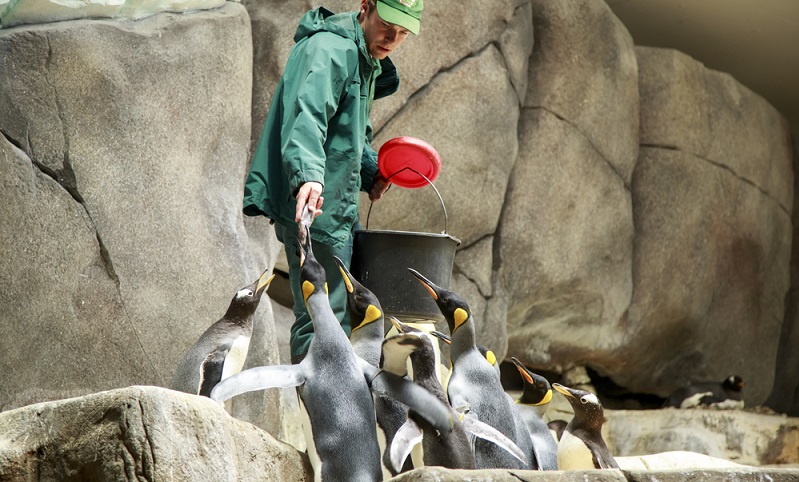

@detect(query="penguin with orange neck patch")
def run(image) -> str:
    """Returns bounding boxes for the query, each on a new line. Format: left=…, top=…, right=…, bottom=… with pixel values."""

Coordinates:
left=510, top=357, right=558, bottom=470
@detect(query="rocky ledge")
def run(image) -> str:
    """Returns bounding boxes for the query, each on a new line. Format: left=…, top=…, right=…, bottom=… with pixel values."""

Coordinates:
left=1, top=386, right=797, bottom=481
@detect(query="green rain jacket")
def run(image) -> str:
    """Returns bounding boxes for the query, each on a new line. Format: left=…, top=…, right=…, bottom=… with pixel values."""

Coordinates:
left=243, top=7, right=400, bottom=248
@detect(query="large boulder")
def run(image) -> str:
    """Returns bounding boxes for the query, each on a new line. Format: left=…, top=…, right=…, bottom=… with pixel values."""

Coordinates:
left=624, top=47, right=793, bottom=405
left=502, top=0, right=637, bottom=368
left=0, top=4, right=284, bottom=434
left=0, top=386, right=312, bottom=481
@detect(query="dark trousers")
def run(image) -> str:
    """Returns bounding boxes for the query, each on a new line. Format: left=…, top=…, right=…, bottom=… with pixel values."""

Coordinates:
left=273, top=222, right=354, bottom=360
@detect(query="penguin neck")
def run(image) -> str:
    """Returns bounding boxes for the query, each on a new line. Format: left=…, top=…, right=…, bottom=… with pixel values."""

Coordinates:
left=449, top=322, right=477, bottom=362
left=222, top=304, right=254, bottom=327
left=306, top=291, right=349, bottom=341
left=409, top=347, right=448, bottom=404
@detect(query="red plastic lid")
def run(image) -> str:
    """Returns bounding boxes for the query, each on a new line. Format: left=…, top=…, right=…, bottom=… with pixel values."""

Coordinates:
left=378, top=136, right=442, bottom=189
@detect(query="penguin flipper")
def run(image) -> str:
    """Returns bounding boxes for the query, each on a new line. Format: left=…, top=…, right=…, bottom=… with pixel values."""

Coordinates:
left=210, top=364, right=305, bottom=403
left=380, top=333, right=426, bottom=377
left=198, top=350, right=228, bottom=397
left=366, top=369, right=453, bottom=435
left=460, top=415, right=528, bottom=466
left=389, top=417, right=424, bottom=474
left=586, top=440, right=619, bottom=469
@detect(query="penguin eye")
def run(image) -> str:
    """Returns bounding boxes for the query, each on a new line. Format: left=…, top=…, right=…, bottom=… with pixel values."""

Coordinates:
left=580, top=397, right=589, bottom=404
left=245, top=290, right=254, bottom=297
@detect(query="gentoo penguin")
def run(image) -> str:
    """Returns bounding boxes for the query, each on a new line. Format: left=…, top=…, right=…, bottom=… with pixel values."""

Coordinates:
left=170, top=269, right=274, bottom=397
left=333, top=256, right=412, bottom=477
left=509, top=357, right=558, bottom=470
left=211, top=226, right=453, bottom=482
left=431, top=331, right=501, bottom=379
left=552, top=383, right=619, bottom=470
left=664, top=374, right=745, bottom=409
left=384, top=318, right=527, bottom=472
left=409, top=268, right=533, bottom=470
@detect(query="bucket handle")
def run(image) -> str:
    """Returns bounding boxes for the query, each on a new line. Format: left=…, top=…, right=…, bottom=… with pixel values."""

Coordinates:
left=365, top=166, right=449, bottom=233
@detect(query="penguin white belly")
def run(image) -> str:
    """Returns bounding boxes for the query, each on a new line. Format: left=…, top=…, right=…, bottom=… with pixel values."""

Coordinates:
left=679, top=391, right=713, bottom=409
left=557, top=431, right=595, bottom=470
left=221, top=336, right=250, bottom=381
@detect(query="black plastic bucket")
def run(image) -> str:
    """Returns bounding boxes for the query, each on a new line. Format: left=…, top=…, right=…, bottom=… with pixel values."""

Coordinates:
left=350, top=170, right=460, bottom=321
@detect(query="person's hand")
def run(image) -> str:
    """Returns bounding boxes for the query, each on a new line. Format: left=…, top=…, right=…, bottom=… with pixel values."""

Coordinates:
left=295, top=181, right=324, bottom=223
left=369, top=172, right=390, bottom=202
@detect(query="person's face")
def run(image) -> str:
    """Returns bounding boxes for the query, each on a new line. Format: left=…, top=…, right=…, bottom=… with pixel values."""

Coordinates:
left=359, top=2, right=411, bottom=59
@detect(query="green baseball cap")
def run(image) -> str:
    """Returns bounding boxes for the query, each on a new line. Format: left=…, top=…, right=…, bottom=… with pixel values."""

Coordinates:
left=376, top=0, right=423, bottom=35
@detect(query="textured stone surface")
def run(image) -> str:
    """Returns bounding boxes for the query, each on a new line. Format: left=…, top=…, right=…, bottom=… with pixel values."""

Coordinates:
left=605, top=408, right=799, bottom=467
left=0, top=4, right=283, bottom=434
left=502, top=108, right=634, bottom=370
left=0, top=386, right=312, bottom=482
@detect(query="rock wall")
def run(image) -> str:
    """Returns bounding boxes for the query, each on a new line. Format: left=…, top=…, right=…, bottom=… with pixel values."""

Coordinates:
left=0, top=386, right=312, bottom=481
left=0, top=0, right=796, bottom=430
left=0, top=2, right=284, bottom=435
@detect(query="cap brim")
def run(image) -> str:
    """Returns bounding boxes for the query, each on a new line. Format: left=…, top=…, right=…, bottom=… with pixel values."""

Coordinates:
left=376, top=1, right=420, bottom=35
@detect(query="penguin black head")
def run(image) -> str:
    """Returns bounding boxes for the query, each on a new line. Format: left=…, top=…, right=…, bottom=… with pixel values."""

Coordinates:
left=553, top=383, right=605, bottom=431
left=511, top=357, right=552, bottom=407
left=298, top=225, right=327, bottom=301
left=388, top=317, right=437, bottom=379
left=408, top=268, right=471, bottom=335
left=224, top=269, right=275, bottom=322
left=723, top=375, right=745, bottom=393
left=433, top=330, right=498, bottom=368
left=333, top=255, right=382, bottom=333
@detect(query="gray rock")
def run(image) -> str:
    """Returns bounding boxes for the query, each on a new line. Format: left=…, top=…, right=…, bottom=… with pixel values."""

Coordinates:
left=637, top=47, right=793, bottom=212
left=0, top=4, right=283, bottom=434
left=525, top=0, right=640, bottom=184
left=363, top=45, right=519, bottom=249
left=0, top=386, right=312, bottom=482
left=625, top=47, right=793, bottom=406
left=605, top=408, right=799, bottom=467
left=502, top=108, right=634, bottom=371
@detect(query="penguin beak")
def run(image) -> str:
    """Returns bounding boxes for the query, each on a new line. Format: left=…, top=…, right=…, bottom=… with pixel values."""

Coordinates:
left=390, top=316, right=404, bottom=333
left=298, top=225, right=311, bottom=267
left=553, top=383, right=575, bottom=399
left=256, top=272, right=275, bottom=295
left=511, top=357, right=534, bottom=385
left=430, top=330, right=451, bottom=345
left=408, top=268, right=440, bottom=300
left=333, top=256, right=355, bottom=294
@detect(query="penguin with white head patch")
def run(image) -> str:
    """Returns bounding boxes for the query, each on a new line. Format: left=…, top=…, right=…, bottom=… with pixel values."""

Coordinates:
left=170, top=269, right=274, bottom=397
left=664, top=374, right=745, bottom=409
left=552, top=383, right=618, bottom=470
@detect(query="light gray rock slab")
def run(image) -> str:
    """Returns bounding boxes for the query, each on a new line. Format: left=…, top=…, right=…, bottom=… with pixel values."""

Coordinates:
left=605, top=408, right=799, bottom=467
left=0, top=386, right=312, bottom=482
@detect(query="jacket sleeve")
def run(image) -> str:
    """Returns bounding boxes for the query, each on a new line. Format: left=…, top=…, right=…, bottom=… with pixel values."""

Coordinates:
left=280, top=34, right=351, bottom=195
left=360, top=119, right=379, bottom=192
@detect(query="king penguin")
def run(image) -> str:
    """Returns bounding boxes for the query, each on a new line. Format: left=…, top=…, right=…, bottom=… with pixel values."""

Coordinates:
left=509, top=357, right=558, bottom=470
left=552, top=383, right=619, bottom=470
left=431, top=331, right=501, bottom=379
left=210, top=226, right=453, bottom=482
left=384, top=317, right=527, bottom=472
left=408, top=268, right=533, bottom=470
left=664, top=374, right=745, bottom=409
left=333, top=255, right=413, bottom=477
left=170, top=269, right=274, bottom=397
